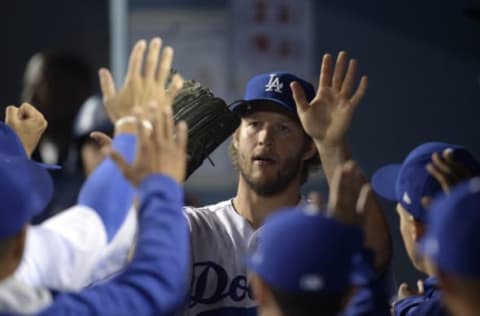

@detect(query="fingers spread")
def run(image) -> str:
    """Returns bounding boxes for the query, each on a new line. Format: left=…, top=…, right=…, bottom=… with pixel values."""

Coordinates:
left=125, top=40, right=147, bottom=83
left=341, top=59, right=358, bottom=97
left=318, top=53, right=333, bottom=88
left=166, top=73, right=184, bottom=102
left=99, top=68, right=116, bottom=101
left=145, top=37, right=162, bottom=81
left=157, top=46, right=174, bottom=88
left=350, top=75, right=368, bottom=107
left=290, top=81, right=309, bottom=113
left=332, top=51, right=348, bottom=90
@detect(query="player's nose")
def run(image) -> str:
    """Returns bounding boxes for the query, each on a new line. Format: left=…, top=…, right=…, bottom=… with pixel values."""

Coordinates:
left=257, top=126, right=274, bottom=146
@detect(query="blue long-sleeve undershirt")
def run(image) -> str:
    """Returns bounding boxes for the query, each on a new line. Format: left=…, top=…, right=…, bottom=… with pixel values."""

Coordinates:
left=77, top=134, right=137, bottom=241
left=38, top=174, right=189, bottom=316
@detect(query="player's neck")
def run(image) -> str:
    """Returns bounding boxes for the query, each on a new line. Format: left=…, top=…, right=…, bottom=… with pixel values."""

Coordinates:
left=233, top=178, right=301, bottom=229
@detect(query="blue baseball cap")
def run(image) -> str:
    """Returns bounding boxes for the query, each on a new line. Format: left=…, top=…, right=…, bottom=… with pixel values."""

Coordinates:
left=0, top=155, right=54, bottom=239
left=246, top=207, right=363, bottom=294
left=0, top=122, right=61, bottom=170
left=230, top=72, right=315, bottom=116
left=419, top=177, right=480, bottom=277
left=371, top=142, right=480, bottom=222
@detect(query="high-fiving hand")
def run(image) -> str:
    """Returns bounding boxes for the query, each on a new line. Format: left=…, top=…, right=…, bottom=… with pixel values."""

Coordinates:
left=106, top=103, right=188, bottom=186
left=291, top=51, right=368, bottom=147
left=99, top=38, right=184, bottom=122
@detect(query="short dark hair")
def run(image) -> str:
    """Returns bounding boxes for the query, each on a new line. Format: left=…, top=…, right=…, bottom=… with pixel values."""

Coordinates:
left=268, top=283, right=346, bottom=316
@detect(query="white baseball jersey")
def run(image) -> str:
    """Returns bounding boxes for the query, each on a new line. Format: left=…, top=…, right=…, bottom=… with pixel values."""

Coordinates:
left=183, top=199, right=258, bottom=316
left=15, top=205, right=138, bottom=291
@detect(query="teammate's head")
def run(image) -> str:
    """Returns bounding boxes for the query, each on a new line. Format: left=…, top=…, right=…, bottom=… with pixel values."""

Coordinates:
left=246, top=207, right=363, bottom=316
left=230, top=72, right=320, bottom=196
left=371, top=142, right=480, bottom=273
left=21, top=52, right=93, bottom=134
left=0, top=123, right=53, bottom=280
left=69, top=95, right=113, bottom=177
left=419, top=178, right=480, bottom=316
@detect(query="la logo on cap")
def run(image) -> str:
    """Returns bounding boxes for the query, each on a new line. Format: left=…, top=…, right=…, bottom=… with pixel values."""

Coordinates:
left=265, top=73, right=283, bottom=93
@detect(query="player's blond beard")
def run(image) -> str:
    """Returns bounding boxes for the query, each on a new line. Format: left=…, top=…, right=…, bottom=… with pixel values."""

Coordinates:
left=236, top=150, right=303, bottom=197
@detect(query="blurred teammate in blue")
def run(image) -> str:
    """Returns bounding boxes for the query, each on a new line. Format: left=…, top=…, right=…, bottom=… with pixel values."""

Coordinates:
left=419, top=177, right=480, bottom=316
left=0, top=99, right=190, bottom=315
left=247, top=161, right=390, bottom=316
left=371, top=142, right=480, bottom=315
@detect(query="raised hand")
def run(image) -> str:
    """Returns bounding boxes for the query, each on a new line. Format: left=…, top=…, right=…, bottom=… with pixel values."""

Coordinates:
left=5, top=103, right=48, bottom=157
left=106, top=103, right=188, bottom=186
left=327, top=160, right=392, bottom=271
left=291, top=51, right=368, bottom=146
left=327, top=160, right=365, bottom=226
left=426, top=149, right=475, bottom=194
left=99, top=38, right=184, bottom=123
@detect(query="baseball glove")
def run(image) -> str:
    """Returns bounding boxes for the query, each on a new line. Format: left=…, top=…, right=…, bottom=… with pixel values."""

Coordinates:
left=172, top=80, right=240, bottom=179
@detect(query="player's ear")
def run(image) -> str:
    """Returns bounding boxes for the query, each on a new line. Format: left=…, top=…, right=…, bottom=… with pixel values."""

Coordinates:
left=232, top=129, right=240, bottom=150
left=411, top=217, right=426, bottom=242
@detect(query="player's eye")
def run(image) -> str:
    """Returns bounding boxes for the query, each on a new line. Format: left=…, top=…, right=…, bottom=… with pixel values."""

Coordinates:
left=278, top=124, right=291, bottom=133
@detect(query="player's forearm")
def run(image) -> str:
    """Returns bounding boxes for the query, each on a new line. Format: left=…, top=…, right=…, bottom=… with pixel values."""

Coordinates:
left=40, top=175, right=189, bottom=316
left=314, top=139, right=352, bottom=185
left=130, top=174, right=189, bottom=314
left=77, top=133, right=137, bottom=241
left=363, top=205, right=393, bottom=273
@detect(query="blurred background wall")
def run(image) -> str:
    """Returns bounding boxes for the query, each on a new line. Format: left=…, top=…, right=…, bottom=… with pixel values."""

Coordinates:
left=0, top=0, right=479, bottom=298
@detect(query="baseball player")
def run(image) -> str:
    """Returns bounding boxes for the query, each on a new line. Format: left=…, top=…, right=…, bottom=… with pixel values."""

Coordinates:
left=371, top=142, right=480, bottom=315
left=246, top=161, right=390, bottom=316
left=0, top=101, right=190, bottom=315
left=9, top=38, right=183, bottom=292
left=179, top=52, right=392, bottom=315
left=92, top=46, right=391, bottom=315
left=419, top=177, right=480, bottom=316
left=11, top=39, right=391, bottom=315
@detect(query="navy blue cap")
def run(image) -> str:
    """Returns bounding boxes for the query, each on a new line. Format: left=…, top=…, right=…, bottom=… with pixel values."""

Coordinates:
left=371, top=142, right=480, bottom=222
left=419, top=177, right=480, bottom=277
left=73, top=95, right=113, bottom=140
left=246, top=207, right=363, bottom=294
left=0, top=122, right=61, bottom=170
left=0, top=155, right=53, bottom=238
left=230, top=72, right=315, bottom=116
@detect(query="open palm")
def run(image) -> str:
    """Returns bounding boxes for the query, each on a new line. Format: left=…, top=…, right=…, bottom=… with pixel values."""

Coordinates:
left=99, top=38, right=183, bottom=123
left=291, top=51, right=368, bottom=146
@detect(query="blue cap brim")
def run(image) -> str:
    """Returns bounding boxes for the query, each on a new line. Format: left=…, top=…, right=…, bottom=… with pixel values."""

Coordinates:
left=371, top=164, right=401, bottom=201
left=229, top=98, right=296, bottom=116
